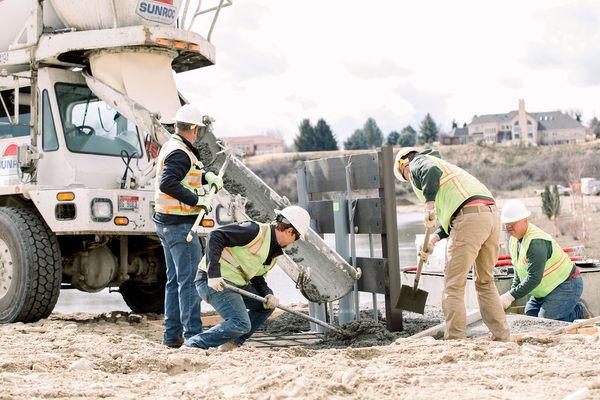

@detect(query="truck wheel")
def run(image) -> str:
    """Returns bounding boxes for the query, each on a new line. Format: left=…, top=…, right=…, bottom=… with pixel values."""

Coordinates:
left=119, top=278, right=165, bottom=314
left=0, top=207, right=62, bottom=323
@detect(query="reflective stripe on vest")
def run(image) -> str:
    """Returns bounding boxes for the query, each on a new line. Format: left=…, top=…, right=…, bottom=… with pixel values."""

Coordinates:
left=154, top=135, right=205, bottom=215
left=509, top=223, right=574, bottom=298
left=409, top=155, right=493, bottom=234
left=199, top=224, right=275, bottom=286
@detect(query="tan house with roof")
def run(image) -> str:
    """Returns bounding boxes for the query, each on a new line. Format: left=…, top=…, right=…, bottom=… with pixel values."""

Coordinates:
left=221, top=135, right=285, bottom=156
left=468, top=100, right=588, bottom=145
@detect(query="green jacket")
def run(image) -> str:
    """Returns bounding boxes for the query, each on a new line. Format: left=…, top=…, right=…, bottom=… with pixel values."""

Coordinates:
left=409, top=149, right=493, bottom=236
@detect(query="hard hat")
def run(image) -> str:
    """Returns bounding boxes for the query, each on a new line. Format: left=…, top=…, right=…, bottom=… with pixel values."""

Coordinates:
left=274, top=206, right=310, bottom=240
left=173, top=104, right=206, bottom=127
left=393, top=147, right=418, bottom=182
left=500, top=199, right=531, bottom=223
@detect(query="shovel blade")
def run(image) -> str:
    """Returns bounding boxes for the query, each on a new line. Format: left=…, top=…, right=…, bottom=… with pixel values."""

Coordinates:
left=396, top=284, right=429, bottom=314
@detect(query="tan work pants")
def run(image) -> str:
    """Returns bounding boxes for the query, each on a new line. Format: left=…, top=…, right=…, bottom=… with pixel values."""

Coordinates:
left=443, top=205, right=511, bottom=341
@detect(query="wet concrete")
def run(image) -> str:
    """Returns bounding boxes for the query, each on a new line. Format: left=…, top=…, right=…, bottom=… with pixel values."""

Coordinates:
left=263, top=312, right=311, bottom=335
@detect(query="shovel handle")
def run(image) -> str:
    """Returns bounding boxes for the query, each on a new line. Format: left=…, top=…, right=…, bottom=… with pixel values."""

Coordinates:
left=223, top=283, right=344, bottom=333
left=414, top=212, right=435, bottom=291
left=186, top=157, right=231, bottom=242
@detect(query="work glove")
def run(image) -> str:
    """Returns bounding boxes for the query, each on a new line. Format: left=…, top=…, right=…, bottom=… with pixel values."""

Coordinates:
left=196, top=196, right=213, bottom=213
left=205, top=171, right=224, bottom=192
left=263, top=294, right=279, bottom=309
left=418, top=243, right=433, bottom=263
left=208, top=277, right=226, bottom=292
left=499, top=292, right=515, bottom=310
left=423, top=211, right=436, bottom=229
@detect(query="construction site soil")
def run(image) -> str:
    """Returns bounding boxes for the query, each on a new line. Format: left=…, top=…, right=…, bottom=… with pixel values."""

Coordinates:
left=2, top=312, right=599, bottom=399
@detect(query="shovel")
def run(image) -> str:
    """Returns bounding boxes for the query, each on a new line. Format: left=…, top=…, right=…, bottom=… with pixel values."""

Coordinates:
left=396, top=212, right=435, bottom=314
left=223, top=283, right=344, bottom=333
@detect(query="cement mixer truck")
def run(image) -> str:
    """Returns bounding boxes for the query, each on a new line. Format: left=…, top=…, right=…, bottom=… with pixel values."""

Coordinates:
left=0, top=0, right=359, bottom=323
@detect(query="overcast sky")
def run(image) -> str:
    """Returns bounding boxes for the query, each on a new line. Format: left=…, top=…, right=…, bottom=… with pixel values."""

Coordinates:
left=175, top=0, right=600, bottom=144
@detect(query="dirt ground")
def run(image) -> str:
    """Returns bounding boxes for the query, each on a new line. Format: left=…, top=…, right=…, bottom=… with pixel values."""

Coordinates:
left=1, top=313, right=599, bottom=400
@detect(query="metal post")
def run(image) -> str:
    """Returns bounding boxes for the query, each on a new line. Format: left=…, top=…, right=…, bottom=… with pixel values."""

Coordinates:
left=345, top=162, right=360, bottom=320
left=334, top=197, right=354, bottom=325
left=296, top=166, right=327, bottom=333
left=369, top=233, right=378, bottom=320
left=380, top=146, right=403, bottom=331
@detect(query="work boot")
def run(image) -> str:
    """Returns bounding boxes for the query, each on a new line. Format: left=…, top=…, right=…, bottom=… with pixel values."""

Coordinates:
left=218, top=342, right=238, bottom=352
left=580, top=299, right=593, bottom=319
left=163, top=338, right=184, bottom=349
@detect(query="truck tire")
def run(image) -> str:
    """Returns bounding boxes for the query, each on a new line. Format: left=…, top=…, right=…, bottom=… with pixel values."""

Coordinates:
left=0, top=207, right=62, bottom=323
left=119, top=279, right=165, bottom=314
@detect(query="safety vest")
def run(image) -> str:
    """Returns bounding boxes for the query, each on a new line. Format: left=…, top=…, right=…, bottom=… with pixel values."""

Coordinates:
left=409, top=155, right=493, bottom=234
left=199, top=224, right=276, bottom=286
left=154, top=135, right=205, bottom=215
left=509, top=223, right=573, bottom=298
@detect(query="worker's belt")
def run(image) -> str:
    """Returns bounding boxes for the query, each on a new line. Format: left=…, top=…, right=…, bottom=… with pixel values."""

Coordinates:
left=567, top=266, right=581, bottom=281
left=457, top=204, right=496, bottom=215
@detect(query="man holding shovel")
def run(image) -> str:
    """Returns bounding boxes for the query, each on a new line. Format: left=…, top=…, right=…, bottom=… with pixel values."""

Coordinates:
left=184, top=206, right=311, bottom=350
left=153, top=104, right=223, bottom=348
left=394, top=148, right=510, bottom=341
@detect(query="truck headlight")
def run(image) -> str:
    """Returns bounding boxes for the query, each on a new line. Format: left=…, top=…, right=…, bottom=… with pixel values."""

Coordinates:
left=91, top=198, right=113, bottom=222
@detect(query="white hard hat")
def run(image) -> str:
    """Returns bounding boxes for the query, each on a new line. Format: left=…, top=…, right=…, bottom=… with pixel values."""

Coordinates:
left=501, top=199, right=531, bottom=224
left=275, top=206, right=310, bottom=240
left=393, top=147, right=418, bottom=182
left=173, top=104, right=205, bottom=127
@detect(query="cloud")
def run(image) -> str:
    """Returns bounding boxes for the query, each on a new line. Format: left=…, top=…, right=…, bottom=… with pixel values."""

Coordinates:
left=218, top=32, right=288, bottom=81
left=394, top=84, right=450, bottom=124
left=499, top=76, right=523, bottom=90
left=227, top=1, right=269, bottom=31
left=286, top=94, right=317, bottom=110
left=522, top=0, right=600, bottom=86
left=345, top=59, right=412, bottom=80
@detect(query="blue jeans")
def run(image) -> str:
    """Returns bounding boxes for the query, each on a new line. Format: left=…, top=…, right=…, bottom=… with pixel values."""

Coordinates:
left=156, top=221, right=202, bottom=343
left=184, top=279, right=274, bottom=349
left=525, top=277, right=584, bottom=322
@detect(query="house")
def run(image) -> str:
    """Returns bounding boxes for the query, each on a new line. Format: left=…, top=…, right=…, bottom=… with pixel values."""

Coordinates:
left=221, top=135, right=285, bottom=156
left=468, top=100, right=588, bottom=145
left=440, top=126, right=468, bottom=145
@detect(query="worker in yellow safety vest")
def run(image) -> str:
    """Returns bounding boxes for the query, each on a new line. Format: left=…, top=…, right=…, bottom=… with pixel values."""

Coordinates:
left=153, top=104, right=223, bottom=348
left=499, top=199, right=590, bottom=321
left=184, top=206, right=311, bottom=351
left=394, top=148, right=510, bottom=341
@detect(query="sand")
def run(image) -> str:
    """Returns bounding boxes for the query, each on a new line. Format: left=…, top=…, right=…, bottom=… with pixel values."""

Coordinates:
left=2, top=312, right=598, bottom=399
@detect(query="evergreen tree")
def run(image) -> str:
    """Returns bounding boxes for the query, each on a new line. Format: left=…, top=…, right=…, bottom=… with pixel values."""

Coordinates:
left=418, top=113, right=439, bottom=144
left=541, top=185, right=561, bottom=235
left=294, top=119, right=316, bottom=152
left=386, top=131, right=400, bottom=146
left=590, top=117, right=600, bottom=138
left=362, top=118, right=384, bottom=148
left=344, top=129, right=369, bottom=150
left=314, top=118, right=338, bottom=150
left=398, top=125, right=417, bottom=147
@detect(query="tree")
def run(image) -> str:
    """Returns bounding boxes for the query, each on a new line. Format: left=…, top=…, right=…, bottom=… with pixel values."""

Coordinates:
left=293, top=119, right=316, bottom=152
left=541, top=185, right=561, bottom=235
left=418, top=113, right=439, bottom=144
left=386, top=131, right=400, bottom=146
left=362, top=118, right=384, bottom=148
left=590, top=117, right=600, bottom=138
left=344, top=129, right=369, bottom=150
left=398, top=125, right=417, bottom=147
left=313, top=119, right=338, bottom=151
left=451, top=119, right=458, bottom=129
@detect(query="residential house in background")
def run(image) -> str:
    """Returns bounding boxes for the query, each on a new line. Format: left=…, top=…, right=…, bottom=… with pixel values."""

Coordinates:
left=221, top=135, right=285, bottom=156
left=440, top=126, right=468, bottom=145
left=467, top=99, right=588, bottom=145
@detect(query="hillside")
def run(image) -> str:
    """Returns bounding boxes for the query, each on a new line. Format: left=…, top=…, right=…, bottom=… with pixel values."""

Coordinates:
left=245, top=140, right=600, bottom=202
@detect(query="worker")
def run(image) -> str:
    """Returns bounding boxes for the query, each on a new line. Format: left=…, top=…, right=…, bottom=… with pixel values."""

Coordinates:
left=153, top=104, right=223, bottom=348
left=184, top=206, right=311, bottom=351
left=394, top=148, right=510, bottom=341
left=499, top=199, right=587, bottom=322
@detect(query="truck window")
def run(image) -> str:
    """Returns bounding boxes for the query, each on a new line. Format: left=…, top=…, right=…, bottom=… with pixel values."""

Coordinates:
left=42, top=90, right=59, bottom=151
left=0, top=89, right=30, bottom=139
left=54, top=83, right=142, bottom=158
